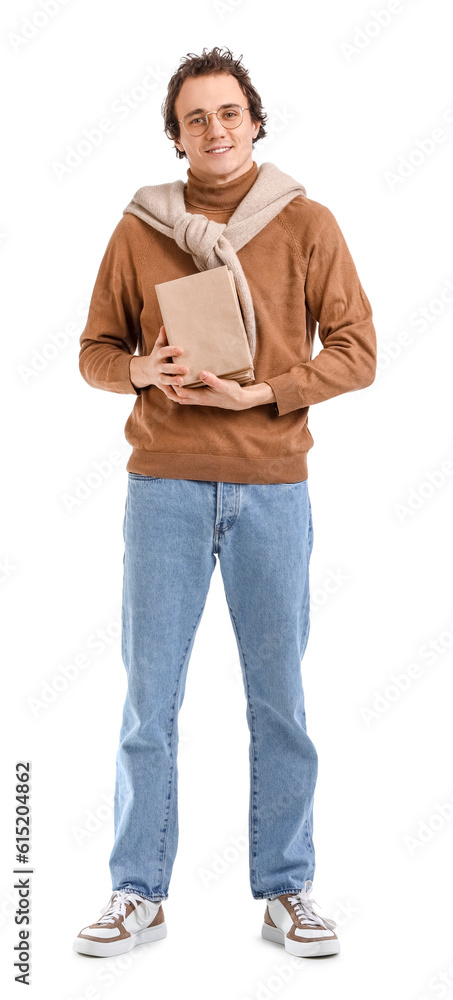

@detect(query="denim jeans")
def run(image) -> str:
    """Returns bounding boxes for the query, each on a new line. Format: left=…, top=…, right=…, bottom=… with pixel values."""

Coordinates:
left=109, top=473, right=318, bottom=902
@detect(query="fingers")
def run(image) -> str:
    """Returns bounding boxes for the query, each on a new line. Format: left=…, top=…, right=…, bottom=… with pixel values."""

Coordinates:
left=160, top=383, right=185, bottom=401
left=157, top=362, right=187, bottom=385
left=155, top=328, right=188, bottom=394
left=157, top=327, right=185, bottom=363
left=160, top=372, right=183, bottom=388
left=162, top=366, right=187, bottom=377
left=161, top=346, right=184, bottom=359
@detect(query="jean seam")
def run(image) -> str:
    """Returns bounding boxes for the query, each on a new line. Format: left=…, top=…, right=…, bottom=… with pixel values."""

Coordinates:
left=158, top=596, right=212, bottom=892
left=220, top=590, right=260, bottom=891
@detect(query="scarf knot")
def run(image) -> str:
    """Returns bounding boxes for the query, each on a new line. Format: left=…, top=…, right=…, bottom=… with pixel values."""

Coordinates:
left=173, top=213, right=226, bottom=271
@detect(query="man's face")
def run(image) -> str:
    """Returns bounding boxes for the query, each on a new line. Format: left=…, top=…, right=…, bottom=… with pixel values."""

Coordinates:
left=173, top=72, right=260, bottom=185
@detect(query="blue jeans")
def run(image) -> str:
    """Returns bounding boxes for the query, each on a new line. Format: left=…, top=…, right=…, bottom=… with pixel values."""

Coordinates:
left=109, top=473, right=318, bottom=902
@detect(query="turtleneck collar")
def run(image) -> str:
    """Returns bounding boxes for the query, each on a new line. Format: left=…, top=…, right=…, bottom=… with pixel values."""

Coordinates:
left=184, top=160, right=258, bottom=213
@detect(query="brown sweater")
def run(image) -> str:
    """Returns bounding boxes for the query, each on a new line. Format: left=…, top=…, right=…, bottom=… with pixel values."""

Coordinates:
left=79, top=160, right=376, bottom=483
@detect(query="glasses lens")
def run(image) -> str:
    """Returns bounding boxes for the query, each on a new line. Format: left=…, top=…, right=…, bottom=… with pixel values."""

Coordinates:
left=183, top=113, right=208, bottom=136
left=218, top=105, right=243, bottom=128
left=183, top=105, right=243, bottom=135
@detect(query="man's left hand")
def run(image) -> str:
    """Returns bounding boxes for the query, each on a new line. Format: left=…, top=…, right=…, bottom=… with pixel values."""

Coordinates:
left=172, top=371, right=249, bottom=410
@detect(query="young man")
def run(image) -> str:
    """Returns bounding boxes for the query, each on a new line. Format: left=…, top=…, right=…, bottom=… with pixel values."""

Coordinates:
left=73, top=46, right=376, bottom=960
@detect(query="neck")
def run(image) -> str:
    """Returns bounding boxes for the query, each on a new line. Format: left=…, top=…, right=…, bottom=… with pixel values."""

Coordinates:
left=184, top=160, right=258, bottom=212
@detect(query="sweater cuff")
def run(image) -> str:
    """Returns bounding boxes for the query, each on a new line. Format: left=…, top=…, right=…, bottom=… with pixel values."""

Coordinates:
left=263, top=373, right=302, bottom=416
left=126, top=354, right=142, bottom=395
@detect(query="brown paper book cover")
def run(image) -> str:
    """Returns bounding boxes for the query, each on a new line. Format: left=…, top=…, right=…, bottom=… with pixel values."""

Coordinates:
left=155, top=265, right=255, bottom=388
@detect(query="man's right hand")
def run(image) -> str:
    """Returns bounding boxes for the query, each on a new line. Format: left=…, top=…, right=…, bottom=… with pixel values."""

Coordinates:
left=130, top=326, right=188, bottom=399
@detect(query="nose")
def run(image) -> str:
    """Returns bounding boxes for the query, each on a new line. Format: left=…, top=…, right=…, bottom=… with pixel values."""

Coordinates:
left=204, top=111, right=228, bottom=139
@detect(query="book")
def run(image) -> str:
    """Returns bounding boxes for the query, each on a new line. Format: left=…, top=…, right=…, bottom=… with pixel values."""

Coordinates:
left=155, top=265, right=255, bottom=389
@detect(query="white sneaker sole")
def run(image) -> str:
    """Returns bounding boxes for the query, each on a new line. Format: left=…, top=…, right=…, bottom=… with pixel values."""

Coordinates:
left=261, top=922, right=340, bottom=957
left=73, top=921, right=167, bottom=957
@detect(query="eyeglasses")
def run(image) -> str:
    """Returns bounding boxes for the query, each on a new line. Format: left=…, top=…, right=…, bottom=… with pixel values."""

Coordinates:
left=177, top=104, right=250, bottom=137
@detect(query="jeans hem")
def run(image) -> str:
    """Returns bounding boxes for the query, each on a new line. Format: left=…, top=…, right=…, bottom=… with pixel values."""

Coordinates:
left=112, top=885, right=167, bottom=903
left=253, top=885, right=310, bottom=900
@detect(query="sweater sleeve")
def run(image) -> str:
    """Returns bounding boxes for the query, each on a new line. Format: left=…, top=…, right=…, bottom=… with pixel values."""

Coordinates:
left=263, top=205, right=377, bottom=416
left=79, top=217, right=144, bottom=395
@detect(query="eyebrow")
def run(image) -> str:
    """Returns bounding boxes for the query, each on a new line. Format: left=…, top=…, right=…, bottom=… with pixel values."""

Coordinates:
left=184, top=102, right=238, bottom=116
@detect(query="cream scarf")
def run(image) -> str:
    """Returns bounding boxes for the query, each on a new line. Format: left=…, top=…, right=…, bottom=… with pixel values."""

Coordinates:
left=123, top=161, right=306, bottom=361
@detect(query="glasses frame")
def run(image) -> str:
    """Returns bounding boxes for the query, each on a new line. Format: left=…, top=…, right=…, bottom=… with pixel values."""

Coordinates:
left=177, top=104, right=250, bottom=136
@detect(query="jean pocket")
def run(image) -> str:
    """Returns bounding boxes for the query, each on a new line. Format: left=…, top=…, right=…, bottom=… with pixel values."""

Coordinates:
left=274, top=479, right=308, bottom=487
left=128, top=473, right=160, bottom=481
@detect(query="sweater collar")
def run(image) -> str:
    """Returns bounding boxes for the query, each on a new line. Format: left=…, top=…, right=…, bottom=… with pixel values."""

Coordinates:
left=184, top=160, right=258, bottom=212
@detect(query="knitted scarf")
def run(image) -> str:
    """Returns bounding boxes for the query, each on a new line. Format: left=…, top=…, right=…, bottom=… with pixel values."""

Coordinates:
left=123, top=161, right=306, bottom=361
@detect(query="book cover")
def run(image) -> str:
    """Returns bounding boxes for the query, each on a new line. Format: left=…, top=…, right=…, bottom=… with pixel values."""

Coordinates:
left=155, top=265, right=255, bottom=388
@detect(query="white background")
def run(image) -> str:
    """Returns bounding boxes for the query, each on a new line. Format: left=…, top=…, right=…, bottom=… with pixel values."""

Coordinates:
left=2, top=0, right=453, bottom=997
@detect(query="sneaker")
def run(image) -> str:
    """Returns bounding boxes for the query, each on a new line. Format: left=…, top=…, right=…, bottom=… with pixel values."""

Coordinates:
left=73, top=890, right=167, bottom=957
left=261, top=880, right=340, bottom=957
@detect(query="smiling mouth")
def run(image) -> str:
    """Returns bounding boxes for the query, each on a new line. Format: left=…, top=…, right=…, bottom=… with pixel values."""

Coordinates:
left=205, top=146, right=233, bottom=155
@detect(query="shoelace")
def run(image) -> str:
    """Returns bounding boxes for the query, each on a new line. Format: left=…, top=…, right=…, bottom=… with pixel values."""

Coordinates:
left=287, top=880, right=337, bottom=931
left=97, top=890, right=145, bottom=925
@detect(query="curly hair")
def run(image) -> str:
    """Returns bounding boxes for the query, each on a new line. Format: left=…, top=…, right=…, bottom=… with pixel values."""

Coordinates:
left=161, top=46, right=267, bottom=159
